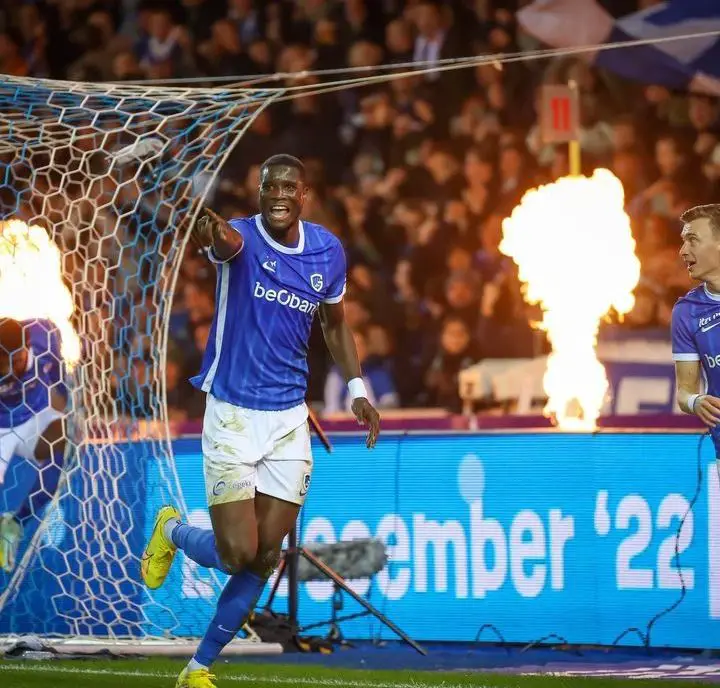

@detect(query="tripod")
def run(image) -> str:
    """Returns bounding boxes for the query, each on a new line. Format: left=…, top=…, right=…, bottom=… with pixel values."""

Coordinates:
left=263, top=407, right=427, bottom=656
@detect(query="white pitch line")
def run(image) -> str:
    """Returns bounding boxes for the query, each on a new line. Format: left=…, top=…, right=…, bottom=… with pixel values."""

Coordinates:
left=0, top=663, right=503, bottom=688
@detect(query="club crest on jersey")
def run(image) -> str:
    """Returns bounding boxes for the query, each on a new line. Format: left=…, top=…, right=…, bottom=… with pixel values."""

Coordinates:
left=310, top=273, right=323, bottom=293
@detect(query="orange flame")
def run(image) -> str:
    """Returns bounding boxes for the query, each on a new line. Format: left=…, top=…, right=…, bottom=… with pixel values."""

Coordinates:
left=0, top=220, right=80, bottom=368
left=500, top=169, right=640, bottom=430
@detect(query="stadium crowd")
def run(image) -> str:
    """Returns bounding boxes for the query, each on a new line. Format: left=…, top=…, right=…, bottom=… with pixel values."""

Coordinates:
left=0, top=0, right=714, bottom=418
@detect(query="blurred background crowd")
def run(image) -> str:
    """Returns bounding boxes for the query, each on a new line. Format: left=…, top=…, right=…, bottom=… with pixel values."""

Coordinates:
left=0, top=0, right=713, bottom=419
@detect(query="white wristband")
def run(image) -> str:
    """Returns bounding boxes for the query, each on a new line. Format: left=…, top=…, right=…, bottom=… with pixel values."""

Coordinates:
left=348, top=377, right=367, bottom=401
left=688, top=393, right=703, bottom=413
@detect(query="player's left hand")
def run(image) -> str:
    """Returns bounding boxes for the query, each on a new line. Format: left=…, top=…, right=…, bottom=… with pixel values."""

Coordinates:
left=351, top=398, right=380, bottom=449
left=694, top=394, right=720, bottom=428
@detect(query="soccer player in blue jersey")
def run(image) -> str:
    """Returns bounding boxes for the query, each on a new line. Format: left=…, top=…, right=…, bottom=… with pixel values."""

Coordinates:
left=141, top=154, right=380, bottom=688
left=0, top=317, right=67, bottom=573
left=673, top=204, right=720, bottom=434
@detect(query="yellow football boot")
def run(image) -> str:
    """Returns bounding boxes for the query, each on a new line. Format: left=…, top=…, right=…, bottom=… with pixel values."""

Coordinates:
left=140, top=505, right=180, bottom=589
left=175, top=666, right=217, bottom=688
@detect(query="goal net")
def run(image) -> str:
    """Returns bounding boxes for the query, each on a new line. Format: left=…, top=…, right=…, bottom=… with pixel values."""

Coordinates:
left=0, top=74, right=278, bottom=652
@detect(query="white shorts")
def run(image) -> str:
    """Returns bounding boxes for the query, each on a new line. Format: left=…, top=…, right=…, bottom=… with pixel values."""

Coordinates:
left=0, top=406, right=64, bottom=484
left=202, top=394, right=313, bottom=507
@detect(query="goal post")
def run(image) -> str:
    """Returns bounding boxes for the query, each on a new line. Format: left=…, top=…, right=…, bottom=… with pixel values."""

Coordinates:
left=0, top=74, right=280, bottom=653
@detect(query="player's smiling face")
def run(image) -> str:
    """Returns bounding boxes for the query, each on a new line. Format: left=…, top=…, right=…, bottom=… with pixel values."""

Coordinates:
left=259, top=165, right=307, bottom=234
left=680, top=217, right=720, bottom=282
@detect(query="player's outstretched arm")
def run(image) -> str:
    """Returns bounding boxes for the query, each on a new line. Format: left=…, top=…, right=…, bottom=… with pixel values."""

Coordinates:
left=675, top=360, right=720, bottom=427
left=195, top=207, right=243, bottom=261
left=319, top=301, right=380, bottom=448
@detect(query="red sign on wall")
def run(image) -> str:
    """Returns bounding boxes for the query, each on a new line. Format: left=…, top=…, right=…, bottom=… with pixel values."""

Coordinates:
left=540, top=85, right=580, bottom=144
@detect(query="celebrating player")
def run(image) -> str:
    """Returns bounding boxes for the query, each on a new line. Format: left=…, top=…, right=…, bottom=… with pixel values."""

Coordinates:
left=673, top=204, right=720, bottom=438
left=0, top=317, right=68, bottom=573
left=141, top=154, right=380, bottom=688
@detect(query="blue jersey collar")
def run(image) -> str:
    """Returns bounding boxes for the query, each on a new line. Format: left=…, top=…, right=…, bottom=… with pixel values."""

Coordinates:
left=254, top=215, right=305, bottom=254
left=704, top=283, right=720, bottom=302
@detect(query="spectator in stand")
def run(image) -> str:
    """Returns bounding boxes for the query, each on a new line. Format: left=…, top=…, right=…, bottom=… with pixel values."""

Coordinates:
left=444, top=271, right=481, bottom=331
left=312, top=18, right=344, bottom=72
left=638, top=213, right=690, bottom=293
left=624, top=286, right=659, bottom=330
left=227, top=0, right=263, bottom=47
left=410, top=0, right=471, bottom=126
left=323, top=329, right=399, bottom=413
left=112, top=51, right=145, bottom=81
left=496, top=142, right=534, bottom=214
left=425, top=316, right=477, bottom=412
left=196, top=18, right=255, bottom=77
left=15, top=3, right=50, bottom=78
left=67, top=9, right=121, bottom=81
left=385, top=18, right=414, bottom=64
left=462, top=145, right=496, bottom=223
left=180, top=0, right=226, bottom=44
left=0, top=30, right=28, bottom=77
left=631, top=133, right=706, bottom=217
left=136, top=7, right=192, bottom=80
left=4, top=0, right=718, bottom=417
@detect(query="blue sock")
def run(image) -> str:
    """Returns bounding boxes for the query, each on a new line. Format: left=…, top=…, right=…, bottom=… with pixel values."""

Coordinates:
left=194, top=570, right=266, bottom=668
left=171, top=523, right=226, bottom=572
left=15, top=448, right=65, bottom=526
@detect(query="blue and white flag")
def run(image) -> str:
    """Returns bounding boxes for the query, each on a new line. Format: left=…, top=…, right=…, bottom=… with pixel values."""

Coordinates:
left=517, top=0, right=720, bottom=95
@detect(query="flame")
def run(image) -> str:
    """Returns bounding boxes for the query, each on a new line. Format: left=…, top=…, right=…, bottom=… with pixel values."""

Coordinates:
left=0, top=220, right=80, bottom=368
left=499, top=169, right=640, bottom=430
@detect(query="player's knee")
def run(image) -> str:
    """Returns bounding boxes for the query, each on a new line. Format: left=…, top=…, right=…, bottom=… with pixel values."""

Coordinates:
left=217, top=535, right=257, bottom=575
left=249, top=547, right=281, bottom=579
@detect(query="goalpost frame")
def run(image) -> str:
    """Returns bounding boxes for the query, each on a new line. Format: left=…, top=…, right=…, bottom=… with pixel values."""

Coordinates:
left=0, top=75, right=286, bottom=655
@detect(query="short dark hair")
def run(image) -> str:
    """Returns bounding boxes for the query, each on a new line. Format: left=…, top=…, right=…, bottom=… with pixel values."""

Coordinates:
left=680, top=204, right=720, bottom=234
left=656, top=131, right=689, bottom=152
left=0, top=318, right=25, bottom=357
left=442, top=314, right=470, bottom=332
left=466, top=144, right=495, bottom=165
left=261, top=154, right=306, bottom=181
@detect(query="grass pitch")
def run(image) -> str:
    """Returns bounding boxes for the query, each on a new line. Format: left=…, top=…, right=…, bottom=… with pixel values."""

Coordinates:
left=0, top=659, right=713, bottom=688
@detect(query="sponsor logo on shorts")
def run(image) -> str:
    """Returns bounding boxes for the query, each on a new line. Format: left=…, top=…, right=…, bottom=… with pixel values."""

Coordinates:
left=212, top=478, right=253, bottom=498
left=231, top=478, right=253, bottom=492
left=300, top=473, right=311, bottom=497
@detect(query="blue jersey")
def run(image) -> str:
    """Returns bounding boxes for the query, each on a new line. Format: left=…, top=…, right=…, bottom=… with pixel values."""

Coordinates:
left=190, top=215, right=347, bottom=411
left=0, top=319, right=65, bottom=428
left=672, top=284, right=720, bottom=451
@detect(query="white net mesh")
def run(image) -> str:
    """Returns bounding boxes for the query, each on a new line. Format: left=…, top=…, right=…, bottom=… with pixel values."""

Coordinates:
left=0, top=74, right=277, bottom=642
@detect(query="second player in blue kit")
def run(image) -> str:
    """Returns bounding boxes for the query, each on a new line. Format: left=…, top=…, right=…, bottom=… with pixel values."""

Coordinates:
left=673, top=204, right=720, bottom=447
left=141, top=154, right=381, bottom=688
left=0, top=318, right=68, bottom=573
